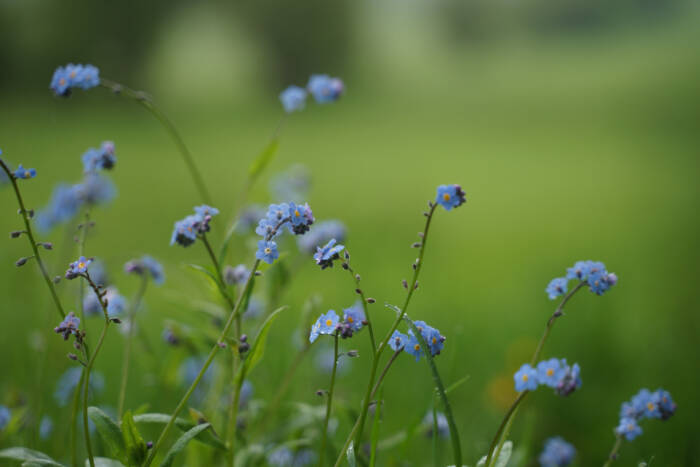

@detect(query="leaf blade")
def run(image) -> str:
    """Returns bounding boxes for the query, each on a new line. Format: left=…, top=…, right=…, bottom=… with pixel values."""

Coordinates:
left=158, top=423, right=211, bottom=467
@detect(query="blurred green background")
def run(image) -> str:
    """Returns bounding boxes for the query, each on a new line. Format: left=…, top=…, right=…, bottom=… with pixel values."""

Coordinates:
left=1, top=0, right=699, bottom=465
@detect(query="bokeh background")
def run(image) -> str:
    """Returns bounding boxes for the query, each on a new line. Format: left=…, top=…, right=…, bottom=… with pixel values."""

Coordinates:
left=1, top=0, right=699, bottom=465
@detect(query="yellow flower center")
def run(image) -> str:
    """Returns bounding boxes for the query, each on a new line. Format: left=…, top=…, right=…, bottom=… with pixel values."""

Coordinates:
left=325, top=319, right=332, bottom=327
left=414, top=344, right=420, bottom=351
left=522, top=374, right=529, bottom=382
left=443, top=193, right=451, bottom=201
left=264, top=248, right=271, bottom=254
left=647, top=402, right=655, bottom=411
left=24, top=171, right=30, bottom=178
left=294, top=209, right=300, bottom=217
left=627, top=424, right=634, bottom=431
left=78, top=262, right=85, bottom=269
left=432, top=337, right=437, bottom=344
left=347, top=316, right=354, bottom=323
left=59, top=78, right=66, bottom=86
left=546, top=368, right=554, bottom=377
left=70, top=70, right=77, bottom=78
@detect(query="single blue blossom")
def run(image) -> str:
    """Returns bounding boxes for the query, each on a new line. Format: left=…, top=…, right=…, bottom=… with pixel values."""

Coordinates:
left=66, top=256, right=91, bottom=279
left=435, top=184, right=466, bottom=210
left=280, top=85, right=308, bottom=113
left=655, top=388, right=676, bottom=420
left=266, top=203, right=290, bottom=223
left=343, top=302, right=366, bottom=332
left=616, top=417, right=642, bottom=441
left=537, top=358, right=564, bottom=388
left=566, top=260, right=591, bottom=281
left=14, top=164, right=36, bottom=179
left=225, top=264, right=250, bottom=286
left=194, top=205, right=219, bottom=218
left=389, top=331, right=408, bottom=352
left=0, top=406, right=10, bottom=430
left=538, top=437, right=576, bottom=467
left=307, top=74, right=344, bottom=103
left=313, top=238, right=345, bottom=269
left=82, top=141, right=116, bottom=172
left=54, top=312, right=81, bottom=340
left=412, top=320, right=445, bottom=356
left=546, top=278, right=568, bottom=300
left=554, top=360, right=582, bottom=397
left=297, top=220, right=347, bottom=254
left=514, top=363, right=539, bottom=392
left=171, top=215, right=199, bottom=247
left=39, top=416, right=53, bottom=440
left=287, top=202, right=314, bottom=235
left=405, top=330, right=424, bottom=361
left=309, top=310, right=340, bottom=343
left=78, top=65, right=100, bottom=89
left=125, top=255, right=165, bottom=285
left=255, top=217, right=284, bottom=239
left=256, top=240, right=279, bottom=264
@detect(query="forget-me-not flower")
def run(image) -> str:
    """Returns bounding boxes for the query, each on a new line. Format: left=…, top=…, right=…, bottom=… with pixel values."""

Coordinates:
left=436, top=184, right=466, bottom=211
left=309, top=310, right=340, bottom=343
left=343, top=302, right=366, bottom=332
left=616, top=417, right=643, bottom=440
left=256, top=240, right=279, bottom=264
left=288, top=201, right=314, bottom=235
left=545, top=278, right=568, bottom=300
left=389, top=331, right=408, bottom=351
left=14, top=164, right=36, bottom=180
left=307, top=74, right=344, bottom=103
left=50, top=63, right=100, bottom=97
left=538, top=437, right=576, bottom=467
left=537, top=358, right=564, bottom=388
left=280, top=85, right=308, bottom=113
left=514, top=363, right=539, bottom=392
left=314, top=238, right=345, bottom=269
left=54, top=312, right=81, bottom=340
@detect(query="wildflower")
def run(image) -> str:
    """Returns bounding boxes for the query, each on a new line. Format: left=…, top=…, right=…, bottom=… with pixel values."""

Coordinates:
left=13, top=164, right=36, bottom=180
left=171, top=215, right=199, bottom=247
left=194, top=205, right=219, bottom=218
left=266, top=203, right=290, bottom=223
left=655, top=388, right=677, bottom=420
left=309, top=310, right=340, bottom=343
left=0, top=406, right=10, bottom=430
left=565, top=260, right=591, bottom=281
left=54, top=312, right=81, bottom=340
left=280, top=85, right=308, bottom=113
left=538, top=437, right=576, bottom=467
left=267, top=447, right=294, bottom=467
left=39, top=416, right=54, bottom=440
left=75, top=174, right=117, bottom=205
left=405, top=330, right=424, bottom=361
left=54, top=367, right=104, bottom=407
left=84, top=287, right=127, bottom=317
left=422, top=411, right=449, bottom=439
left=288, top=202, right=314, bottom=235
left=66, top=256, right=91, bottom=279
left=343, top=302, right=365, bottom=332
left=50, top=63, right=100, bottom=97
left=82, top=142, right=117, bottom=172
left=514, top=363, right=538, bottom=392
left=125, top=255, right=165, bottom=285
left=554, top=361, right=582, bottom=397
left=313, top=238, right=345, bottom=269
left=35, top=184, right=82, bottom=232
left=616, top=417, right=642, bottom=441
left=545, top=278, right=568, bottom=300
left=537, top=358, right=564, bottom=388
left=225, top=264, right=250, bottom=286
left=255, top=218, right=283, bottom=239
left=435, top=184, right=466, bottom=210
left=297, top=220, right=346, bottom=254
left=256, top=240, right=279, bottom=264
left=411, top=320, right=445, bottom=356
left=307, top=74, right=344, bottom=103
left=389, top=331, right=408, bottom=351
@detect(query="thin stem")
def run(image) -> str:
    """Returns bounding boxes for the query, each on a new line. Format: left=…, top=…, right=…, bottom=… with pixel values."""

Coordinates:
left=370, top=350, right=402, bottom=400
left=201, top=235, right=235, bottom=309
left=530, top=281, right=586, bottom=366
left=70, top=370, right=85, bottom=467
left=319, top=332, right=340, bottom=467
left=342, top=260, right=376, bottom=353
left=117, top=276, right=149, bottom=419
left=77, top=211, right=91, bottom=323
left=484, top=391, right=529, bottom=467
left=351, top=203, right=438, bottom=456
left=0, top=159, right=65, bottom=318
left=602, top=435, right=623, bottom=467
left=99, top=80, right=212, bottom=204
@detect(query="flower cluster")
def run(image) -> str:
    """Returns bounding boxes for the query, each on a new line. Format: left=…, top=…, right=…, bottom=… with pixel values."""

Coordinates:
left=546, top=260, right=618, bottom=299
left=435, top=184, right=466, bottom=211
left=309, top=305, right=367, bottom=343
left=514, top=358, right=582, bottom=395
left=124, top=255, right=165, bottom=285
left=53, top=312, right=81, bottom=341
left=82, top=141, right=116, bottom=172
left=50, top=63, right=100, bottom=97
left=538, top=437, right=576, bottom=467
left=254, top=202, right=314, bottom=264
left=65, top=256, right=92, bottom=279
left=615, top=388, right=676, bottom=441
left=313, top=238, right=345, bottom=269
left=279, top=74, right=345, bottom=113
left=170, top=205, right=220, bottom=247
left=389, top=321, right=446, bottom=362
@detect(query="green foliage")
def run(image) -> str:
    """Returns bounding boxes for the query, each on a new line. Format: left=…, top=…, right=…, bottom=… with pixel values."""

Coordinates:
left=133, top=413, right=226, bottom=450
left=121, top=411, right=148, bottom=466
left=0, top=448, right=63, bottom=466
left=87, top=407, right=126, bottom=463
left=159, top=423, right=212, bottom=467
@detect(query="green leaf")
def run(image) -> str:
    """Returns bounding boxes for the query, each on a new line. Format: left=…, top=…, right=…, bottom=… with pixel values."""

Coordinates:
left=121, top=411, right=148, bottom=466
left=477, top=440, right=512, bottom=467
left=247, top=138, right=279, bottom=180
left=346, top=441, right=357, bottom=467
left=132, top=413, right=226, bottom=451
left=185, top=264, right=219, bottom=286
left=445, top=374, right=471, bottom=395
left=85, top=458, right=125, bottom=467
left=243, top=306, right=288, bottom=376
left=0, top=448, right=63, bottom=466
left=87, top=407, right=126, bottom=462
left=159, top=423, right=211, bottom=467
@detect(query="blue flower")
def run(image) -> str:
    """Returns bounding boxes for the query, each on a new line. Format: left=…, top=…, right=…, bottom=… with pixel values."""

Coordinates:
left=170, top=215, right=200, bottom=247
left=66, top=256, right=91, bottom=279
left=563, top=260, right=617, bottom=295
left=297, top=220, right=347, bottom=254
left=412, top=320, right=445, bottom=356
left=343, top=302, right=366, bottom=332
left=280, top=85, right=308, bottom=113
left=194, top=205, right=219, bottom=218
left=50, top=67, right=71, bottom=96
left=389, top=330, right=408, bottom=351
left=435, top=184, right=466, bottom=211
left=0, top=405, right=10, bottom=430
left=84, top=287, right=127, bottom=317
left=405, top=330, right=424, bottom=361
left=225, top=264, right=250, bottom=286
left=655, top=388, right=676, bottom=420
left=256, top=240, right=279, bottom=264
left=267, top=447, right=294, bottom=467
left=288, top=202, right=314, bottom=235
left=39, top=416, right=53, bottom=440
left=125, top=256, right=167, bottom=285
left=50, top=63, right=100, bottom=97
left=307, top=74, right=344, bottom=103
left=54, top=367, right=104, bottom=407
left=82, top=141, right=117, bottom=172
left=619, top=401, right=638, bottom=420
left=538, top=437, right=576, bottom=467
left=545, top=278, right=568, bottom=300
left=75, top=174, right=116, bottom=205
left=616, top=417, right=642, bottom=441
left=78, top=65, right=100, bottom=89
left=565, top=260, right=591, bottom=281
left=14, top=164, right=36, bottom=179
left=537, top=358, right=564, bottom=388
left=36, top=184, right=82, bottom=232
left=266, top=203, right=290, bottom=223
left=554, top=360, right=582, bottom=397
left=309, top=310, right=340, bottom=343
left=514, top=363, right=539, bottom=392
left=313, top=238, right=345, bottom=269
left=54, top=312, right=81, bottom=340
left=422, top=411, right=449, bottom=439
left=255, top=217, right=284, bottom=239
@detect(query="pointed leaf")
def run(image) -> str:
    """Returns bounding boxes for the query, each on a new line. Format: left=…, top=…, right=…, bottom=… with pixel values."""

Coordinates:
left=132, top=413, right=226, bottom=450
left=185, top=264, right=219, bottom=286
left=0, top=448, right=63, bottom=466
left=247, top=138, right=279, bottom=180
left=87, top=407, right=126, bottom=462
left=121, top=411, right=148, bottom=466
left=244, top=306, right=288, bottom=375
left=159, top=423, right=211, bottom=467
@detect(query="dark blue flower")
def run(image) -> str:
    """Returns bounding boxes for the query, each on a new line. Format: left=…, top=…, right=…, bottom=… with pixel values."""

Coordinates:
left=389, top=330, right=408, bottom=351
left=655, top=388, right=676, bottom=420
left=538, top=437, right=576, bottom=467
left=616, top=417, right=642, bottom=441
left=545, top=278, right=568, bottom=300
left=307, top=74, right=344, bottom=103
left=54, top=312, right=81, bottom=340
left=256, top=240, right=279, bottom=264
left=436, top=184, right=466, bottom=210
left=514, top=363, right=538, bottom=392
left=313, top=238, right=345, bottom=269
left=280, top=85, right=307, bottom=113
left=82, top=141, right=117, bottom=172
left=170, top=215, right=200, bottom=247
left=14, top=164, right=36, bottom=179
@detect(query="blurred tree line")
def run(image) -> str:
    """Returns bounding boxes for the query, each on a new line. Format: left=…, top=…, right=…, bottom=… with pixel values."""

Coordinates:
left=0, top=0, right=688, bottom=93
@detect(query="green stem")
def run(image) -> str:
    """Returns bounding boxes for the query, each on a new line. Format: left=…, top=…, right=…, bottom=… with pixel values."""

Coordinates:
left=99, top=80, right=212, bottom=204
left=319, top=332, right=340, bottom=467
left=342, top=259, right=376, bottom=353
left=70, top=369, right=86, bottom=467
left=117, top=275, right=149, bottom=419
left=0, top=159, right=65, bottom=318
left=602, top=435, right=623, bottom=467
left=484, top=391, right=528, bottom=467
left=77, top=211, right=91, bottom=323
left=350, top=203, right=438, bottom=456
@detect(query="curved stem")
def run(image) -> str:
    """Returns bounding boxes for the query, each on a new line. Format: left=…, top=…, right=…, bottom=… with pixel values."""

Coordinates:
left=342, top=259, right=376, bottom=353
left=484, top=391, right=529, bottom=467
left=99, top=80, right=212, bottom=204
left=77, top=211, right=92, bottom=323
left=117, top=276, right=149, bottom=419
left=602, top=435, right=623, bottom=467
left=0, top=159, right=65, bottom=318
left=319, top=332, right=340, bottom=467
